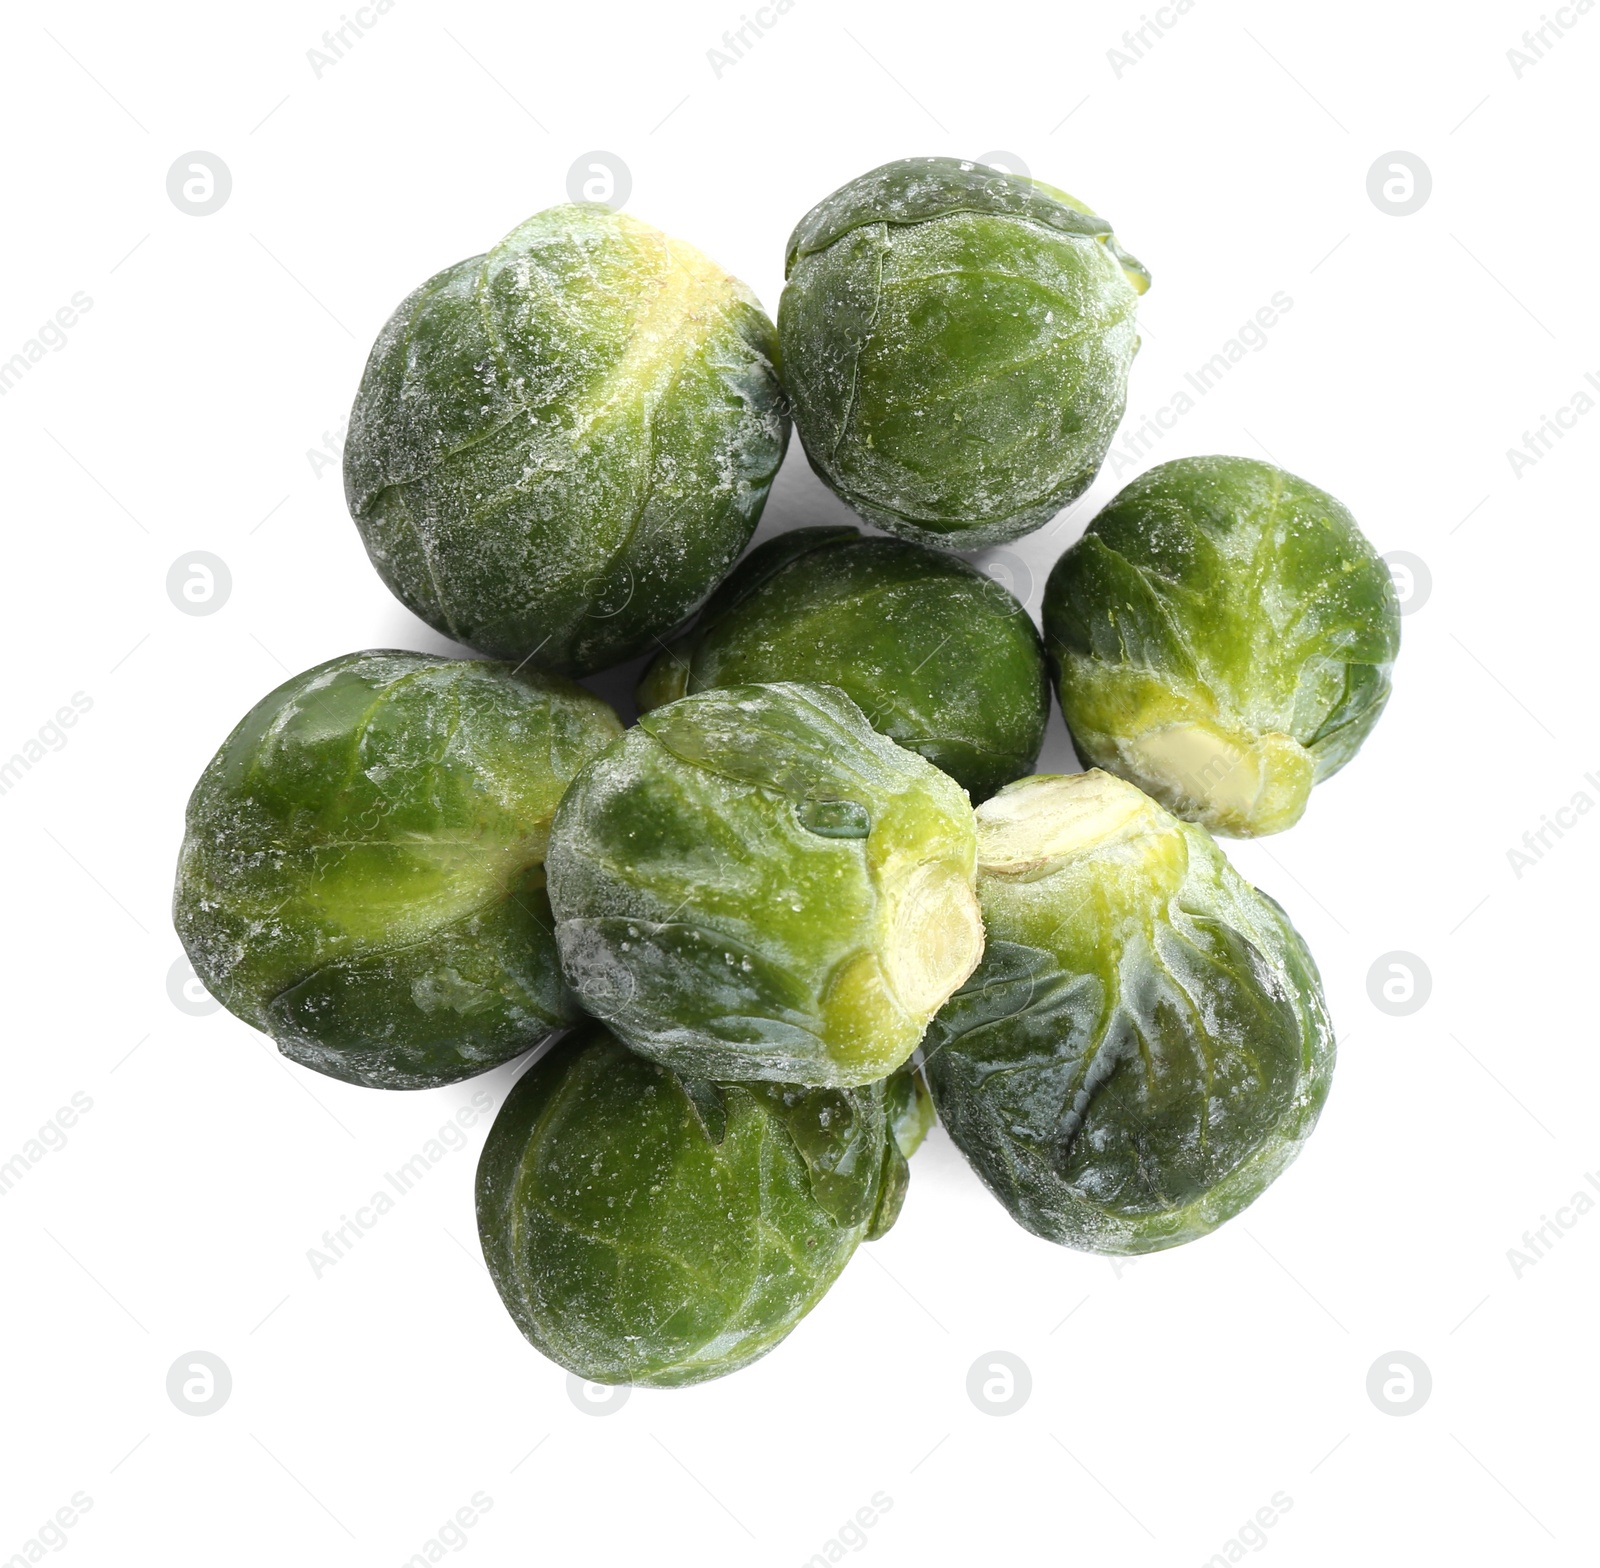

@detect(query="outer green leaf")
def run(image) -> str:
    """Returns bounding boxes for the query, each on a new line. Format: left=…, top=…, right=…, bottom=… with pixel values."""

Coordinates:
left=475, top=1021, right=887, bottom=1387
left=636, top=527, right=1050, bottom=802
left=885, top=1061, right=935, bottom=1160
left=924, top=771, right=1334, bottom=1254
left=172, top=651, right=622, bottom=1088
left=865, top=1062, right=935, bottom=1241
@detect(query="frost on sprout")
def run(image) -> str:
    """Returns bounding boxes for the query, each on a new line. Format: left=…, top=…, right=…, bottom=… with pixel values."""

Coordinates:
left=924, top=770, right=1335, bottom=1254
left=779, top=157, right=1148, bottom=550
left=547, top=681, right=982, bottom=1088
left=474, top=1022, right=900, bottom=1386
left=343, top=206, right=790, bottom=677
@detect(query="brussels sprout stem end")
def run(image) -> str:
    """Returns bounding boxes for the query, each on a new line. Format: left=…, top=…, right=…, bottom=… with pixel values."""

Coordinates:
left=974, top=771, right=1158, bottom=880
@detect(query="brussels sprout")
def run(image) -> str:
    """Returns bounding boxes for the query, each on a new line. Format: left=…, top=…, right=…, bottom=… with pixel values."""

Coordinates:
left=476, top=1021, right=894, bottom=1386
left=344, top=204, right=789, bottom=677
left=637, top=526, right=1050, bottom=802
left=173, top=651, right=622, bottom=1089
left=1044, top=456, right=1401, bottom=837
left=547, top=681, right=984, bottom=1087
left=924, top=771, right=1334, bottom=1254
left=777, top=157, right=1149, bottom=550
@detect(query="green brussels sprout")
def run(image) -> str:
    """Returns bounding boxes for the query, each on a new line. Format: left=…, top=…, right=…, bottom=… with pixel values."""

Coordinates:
left=636, top=526, right=1050, bottom=802
left=173, top=651, right=622, bottom=1089
left=344, top=204, right=790, bottom=677
left=1044, top=456, right=1401, bottom=837
left=476, top=1021, right=896, bottom=1386
left=924, top=771, right=1334, bottom=1254
left=777, top=157, right=1149, bottom=550
left=547, top=681, right=984, bottom=1088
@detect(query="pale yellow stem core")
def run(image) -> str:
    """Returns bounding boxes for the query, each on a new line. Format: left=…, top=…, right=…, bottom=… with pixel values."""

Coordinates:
left=976, top=771, right=1158, bottom=879
left=881, top=860, right=984, bottom=1017
left=1115, top=721, right=1312, bottom=838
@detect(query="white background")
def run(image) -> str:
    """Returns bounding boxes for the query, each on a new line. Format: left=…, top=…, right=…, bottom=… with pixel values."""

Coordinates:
left=1, top=0, right=1594, bottom=1563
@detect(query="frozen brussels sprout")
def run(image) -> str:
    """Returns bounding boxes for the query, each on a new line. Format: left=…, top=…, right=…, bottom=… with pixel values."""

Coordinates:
left=637, top=526, right=1050, bottom=802
left=1044, top=456, right=1400, bottom=837
left=924, top=771, right=1334, bottom=1254
left=173, top=651, right=622, bottom=1089
left=344, top=204, right=789, bottom=677
left=778, top=157, right=1149, bottom=550
left=547, top=681, right=984, bottom=1087
left=476, top=1021, right=899, bottom=1386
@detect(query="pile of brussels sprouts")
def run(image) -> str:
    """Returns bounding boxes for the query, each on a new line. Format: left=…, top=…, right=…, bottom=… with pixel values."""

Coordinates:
left=175, top=158, right=1399, bottom=1388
